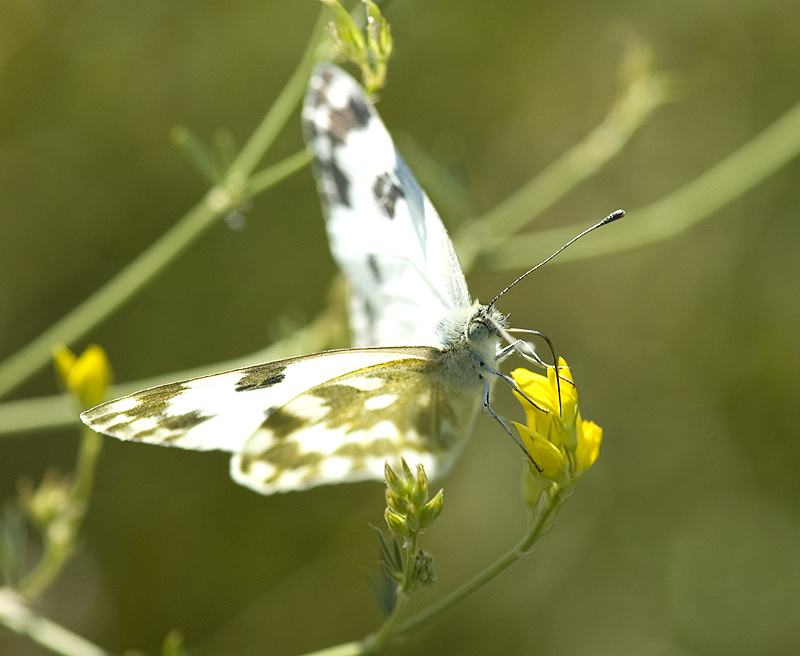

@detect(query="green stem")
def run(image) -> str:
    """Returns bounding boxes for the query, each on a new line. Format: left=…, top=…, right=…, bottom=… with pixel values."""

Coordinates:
left=298, top=641, right=363, bottom=656
left=394, top=486, right=566, bottom=638
left=0, top=588, right=117, bottom=656
left=71, top=426, right=103, bottom=509
left=0, top=10, right=329, bottom=402
left=296, top=487, right=567, bottom=656
left=19, top=425, right=104, bottom=600
left=360, top=592, right=412, bottom=655
left=245, top=149, right=313, bottom=197
left=225, top=11, right=327, bottom=184
left=0, top=275, right=349, bottom=438
left=485, top=94, right=800, bottom=270
left=0, top=196, right=218, bottom=401
left=455, top=54, right=669, bottom=272
left=0, top=150, right=310, bottom=402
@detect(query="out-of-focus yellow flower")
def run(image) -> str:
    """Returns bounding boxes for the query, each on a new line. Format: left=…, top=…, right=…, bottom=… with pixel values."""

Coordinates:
left=511, top=358, right=602, bottom=489
left=53, top=344, right=112, bottom=409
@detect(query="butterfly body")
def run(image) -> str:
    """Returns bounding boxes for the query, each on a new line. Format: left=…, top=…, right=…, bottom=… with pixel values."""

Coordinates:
left=82, top=64, right=513, bottom=494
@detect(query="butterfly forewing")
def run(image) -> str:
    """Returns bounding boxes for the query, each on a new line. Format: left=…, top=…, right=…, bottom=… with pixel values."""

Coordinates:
left=82, top=349, right=433, bottom=453
left=303, top=64, right=471, bottom=348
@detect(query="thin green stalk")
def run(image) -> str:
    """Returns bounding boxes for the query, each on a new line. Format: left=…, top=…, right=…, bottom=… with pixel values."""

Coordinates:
left=455, top=52, right=670, bottom=272
left=300, top=641, right=363, bottom=656
left=0, top=196, right=218, bottom=401
left=486, top=95, right=800, bottom=270
left=0, top=588, right=116, bottom=656
left=245, top=149, right=313, bottom=197
left=71, top=429, right=103, bottom=505
left=0, top=10, right=329, bottom=402
left=361, top=592, right=412, bottom=655
left=395, top=486, right=567, bottom=638
left=225, top=11, right=328, bottom=184
left=296, top=487, right=567, bottom=656
left=0, top=151, right=310, bottom=402
left=0, top=274, right=348, bottom=437
left=19, top=425, right=104, bottom=600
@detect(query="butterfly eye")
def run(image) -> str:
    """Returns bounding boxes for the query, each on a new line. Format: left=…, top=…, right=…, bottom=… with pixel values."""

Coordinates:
left=468, top=320, right=489, bottom=342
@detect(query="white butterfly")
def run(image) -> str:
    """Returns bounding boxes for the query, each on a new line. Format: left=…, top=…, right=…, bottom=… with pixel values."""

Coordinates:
left=81, top=64, right=534, bottom=494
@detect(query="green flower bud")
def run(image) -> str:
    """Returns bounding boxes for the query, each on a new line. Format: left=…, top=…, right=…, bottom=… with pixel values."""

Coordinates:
left=384, top=508, right=410, bottom=541
left=410, top=464, right=430, bottom=509
left=319, top=0, right=367, bottom=66
left=417, top=489, right=444, bottom=531
left=364, top=0, right=392, bottom=62
left=385, top=488, right=410, bottom=515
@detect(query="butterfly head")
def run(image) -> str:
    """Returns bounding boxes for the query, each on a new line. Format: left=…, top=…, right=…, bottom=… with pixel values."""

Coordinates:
left=466, top=305, right=506, bottom=344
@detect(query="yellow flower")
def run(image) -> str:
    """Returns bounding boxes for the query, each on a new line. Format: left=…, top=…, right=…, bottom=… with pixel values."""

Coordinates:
left=511, top=358, right=602, bottom=488
left=53, top=344, right=112, bottom=409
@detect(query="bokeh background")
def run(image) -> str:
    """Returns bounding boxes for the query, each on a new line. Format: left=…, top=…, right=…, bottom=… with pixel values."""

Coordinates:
left=2, top=1, right=800, bottom=655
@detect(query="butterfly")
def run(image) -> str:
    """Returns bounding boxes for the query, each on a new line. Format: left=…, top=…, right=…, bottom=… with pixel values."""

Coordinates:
left=81, top=63, right=546, bottom=494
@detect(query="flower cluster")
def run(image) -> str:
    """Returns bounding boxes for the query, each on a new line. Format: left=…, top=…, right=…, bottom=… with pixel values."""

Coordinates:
left=384, top=460, right=443, bottom=549
left=511, top=358, right=602, bottom=491
left=320, top=0, right=393, bottom=93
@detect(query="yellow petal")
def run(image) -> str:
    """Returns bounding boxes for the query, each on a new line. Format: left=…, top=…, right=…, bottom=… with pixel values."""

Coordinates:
left=514, top=422, right=567, bottom=481
left=52, top=345, right=77, bottom=387
left=576, top=420, right=603, bottom=472
left=66, top=344, right=112, bottom=408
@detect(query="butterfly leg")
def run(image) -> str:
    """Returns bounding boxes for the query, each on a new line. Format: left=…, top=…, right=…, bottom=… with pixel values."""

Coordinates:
left=482, top=365, right=548, bottom=413
left=495, top=337, right=549, bottom=368
left=481, top=375, right=541, bottom=471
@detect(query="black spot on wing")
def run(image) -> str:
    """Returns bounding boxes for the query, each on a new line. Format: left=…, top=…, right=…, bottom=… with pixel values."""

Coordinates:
left=315, top=157, right=351, bottom=208
left=262, top=408, right=308, bottom=440
left=302, top=117, right=320, bottom=143
left=348, top=96, right=371, bottom=128
left=235, top=363, right=287, bottom=392
left=326, top=97, right=372, bottom=145
left=238, top=441, right=325, bottom=481
left=125, top=383, right=190, bottom=414
left=319, top=65, right=336, bottom=87
left=107, top=409, right=213, bottom=442
left=373, top=172, right=404, bottom=219
left=235, top=372, right=285, bottom=392
left=367, top=254, right=382, bottom=283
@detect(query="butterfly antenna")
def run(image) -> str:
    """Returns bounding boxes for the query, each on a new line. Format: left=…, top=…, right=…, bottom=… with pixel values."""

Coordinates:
left=536, top=329, right=562, bottom=416
left=488, top=209, right=625, bottom=308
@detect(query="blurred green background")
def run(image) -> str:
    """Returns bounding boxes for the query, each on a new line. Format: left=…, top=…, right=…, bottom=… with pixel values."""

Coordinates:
left=2, top=1, right=800, bottom=655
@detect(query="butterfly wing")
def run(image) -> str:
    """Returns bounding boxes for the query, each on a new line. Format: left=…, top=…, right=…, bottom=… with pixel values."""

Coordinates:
left=81, top=347, right=484, bottom=494
left=303, top=64, right=471, bottom=348
left=232, top=351, right=484, bottom=494
left=81, top=348, right=431, bottom=453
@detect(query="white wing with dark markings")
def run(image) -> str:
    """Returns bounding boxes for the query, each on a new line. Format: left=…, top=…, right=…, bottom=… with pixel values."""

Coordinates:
left=81, top=64, right=509, bottom=495
left=303, top=64, right=471, bottom=348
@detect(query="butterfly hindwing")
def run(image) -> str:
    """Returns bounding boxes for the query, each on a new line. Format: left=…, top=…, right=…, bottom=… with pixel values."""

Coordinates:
left=81, top=347, right=485, bottom=494
left=303, top=64, right=471, bottom=348
left=231, top=353, right=484, bottom=493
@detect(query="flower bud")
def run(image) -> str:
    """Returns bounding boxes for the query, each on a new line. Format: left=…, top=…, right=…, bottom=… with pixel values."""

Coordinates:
left=53, top=344, right=112, bottom=409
